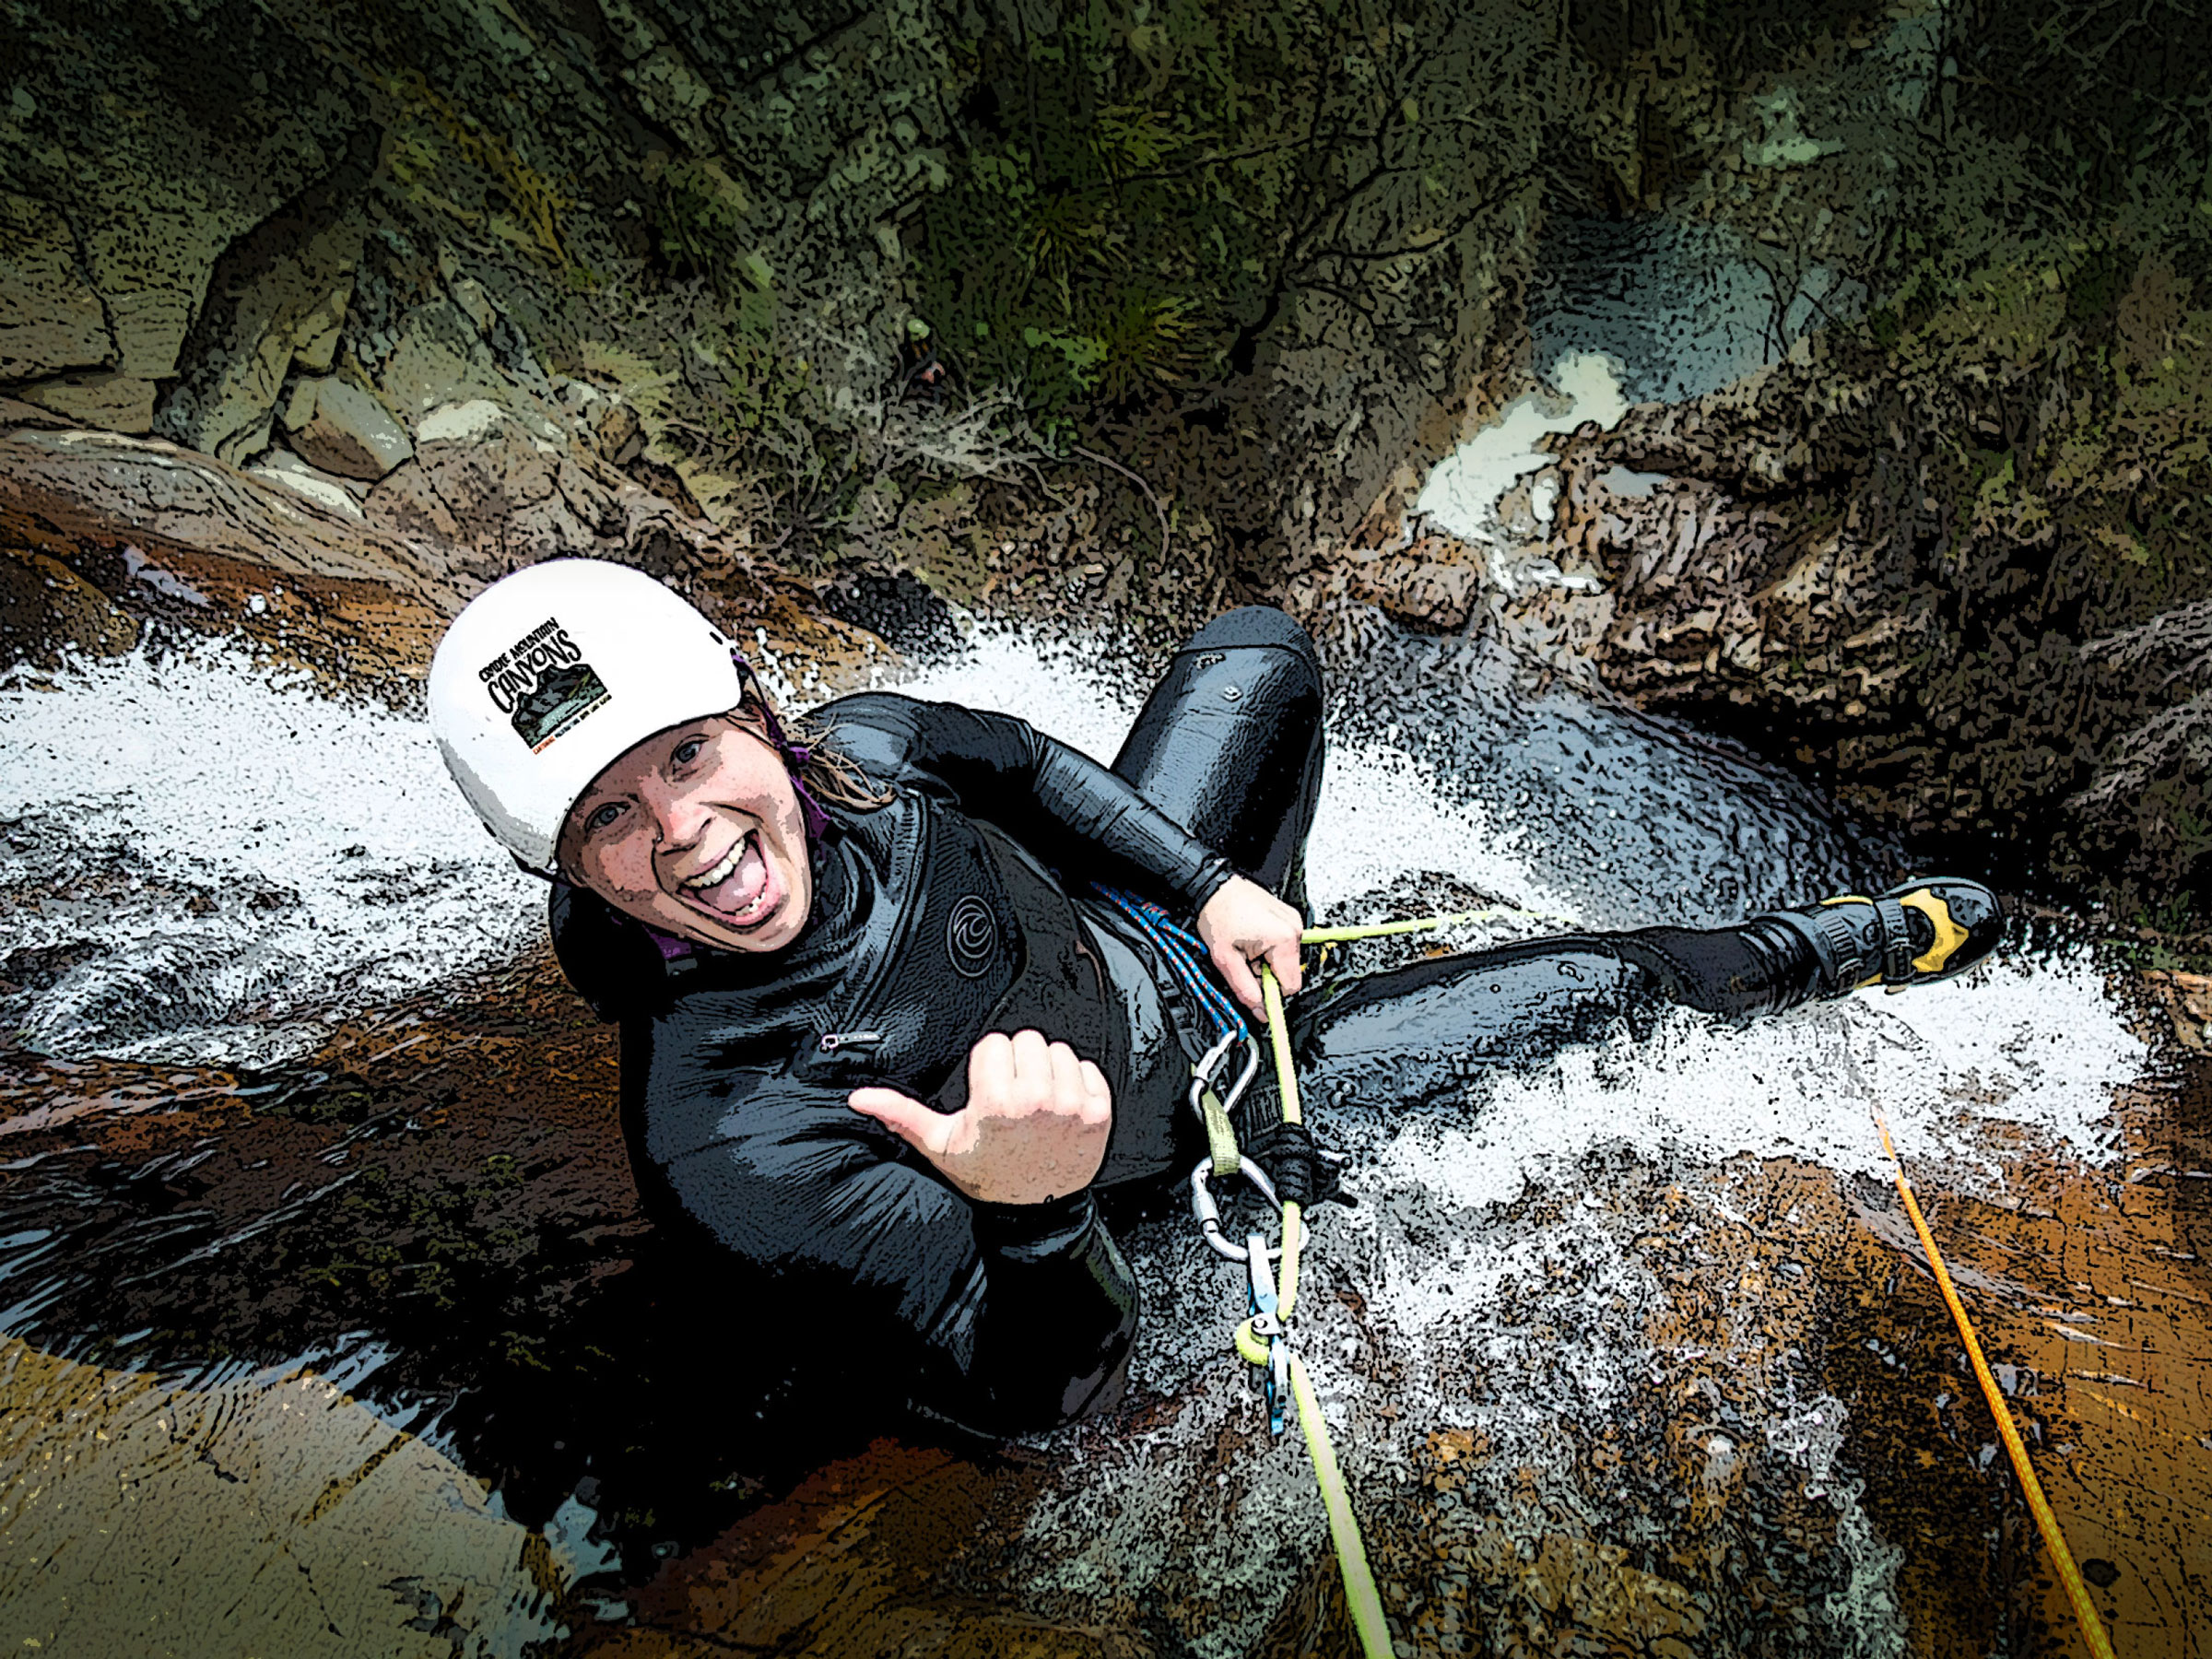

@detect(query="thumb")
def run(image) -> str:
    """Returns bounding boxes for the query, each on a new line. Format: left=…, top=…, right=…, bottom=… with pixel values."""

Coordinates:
left=849, top=1086, right=952, bottom=1158
left=1264, top=938, right=1303, bottom=999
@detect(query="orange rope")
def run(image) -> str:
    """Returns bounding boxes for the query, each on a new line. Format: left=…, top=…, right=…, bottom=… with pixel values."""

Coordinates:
left=1873, top=1110, right=2116, bottom=1659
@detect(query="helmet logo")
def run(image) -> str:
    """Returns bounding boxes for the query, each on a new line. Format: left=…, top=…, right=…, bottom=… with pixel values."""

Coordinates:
left=946, top=895, right=996, bottom=978
left=478, top=617, right=612, bottom=754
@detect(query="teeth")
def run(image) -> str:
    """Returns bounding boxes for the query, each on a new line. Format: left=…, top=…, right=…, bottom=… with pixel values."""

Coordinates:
left=682, top=831, right=749, bottom=889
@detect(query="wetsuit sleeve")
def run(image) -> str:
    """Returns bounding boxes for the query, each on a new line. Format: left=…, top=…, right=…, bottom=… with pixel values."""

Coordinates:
left=815, top=692, right=1235, bottom=913
left=638, top=1043, right=1139, bottom=1436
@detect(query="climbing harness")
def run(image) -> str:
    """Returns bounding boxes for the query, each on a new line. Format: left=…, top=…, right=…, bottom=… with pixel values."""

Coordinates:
left=1093, top=886, right=1253, bottom=1047
left=1092, top=885, right=1267, bottom=1182
left=1872, top=1107, right=2116, bottom=1659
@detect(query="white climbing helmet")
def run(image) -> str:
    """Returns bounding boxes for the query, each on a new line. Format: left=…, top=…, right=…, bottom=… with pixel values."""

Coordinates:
left=428, top=558, right=744, bottom=874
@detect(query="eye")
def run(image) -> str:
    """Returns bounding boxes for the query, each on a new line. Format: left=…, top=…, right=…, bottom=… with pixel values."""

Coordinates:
left=583, top=802, right=627, bottom=834
left=672, top=735, right=708, bottom=766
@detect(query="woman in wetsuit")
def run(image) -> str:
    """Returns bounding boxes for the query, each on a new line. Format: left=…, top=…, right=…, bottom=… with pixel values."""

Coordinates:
left=428, top=559, right=2003, bottom=1438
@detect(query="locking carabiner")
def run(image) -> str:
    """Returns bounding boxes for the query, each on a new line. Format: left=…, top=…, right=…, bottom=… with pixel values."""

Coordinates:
left=1189, top=1155, right=1288, bottom=1264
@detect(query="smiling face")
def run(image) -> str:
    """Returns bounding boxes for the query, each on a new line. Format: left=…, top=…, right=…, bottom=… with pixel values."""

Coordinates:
left=556, top=711, right=814, bottom=954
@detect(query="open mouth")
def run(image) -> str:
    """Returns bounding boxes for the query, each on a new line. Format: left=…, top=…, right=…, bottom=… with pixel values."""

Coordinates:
left=675, top=828, right=778, bottom=928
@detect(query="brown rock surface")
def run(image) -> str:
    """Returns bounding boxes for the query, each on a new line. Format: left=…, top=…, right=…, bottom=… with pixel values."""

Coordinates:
left=0, top=1335, right=556, bottom=1659
left=558, top=1442, right=1145, bottom=1659
left=0, top=545, right=138, bottom=665
left=2143, top=971, right=2212, bottom=1052
left=594, top=400, right=645, bottom=466
left=1335, top=535, right=1491, bottom=634
left=0, top=405, right=870, bottom=693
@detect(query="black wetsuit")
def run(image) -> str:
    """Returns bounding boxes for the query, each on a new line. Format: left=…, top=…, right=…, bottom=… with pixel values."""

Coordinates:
left=550, top=608, right=1821, bottom=1437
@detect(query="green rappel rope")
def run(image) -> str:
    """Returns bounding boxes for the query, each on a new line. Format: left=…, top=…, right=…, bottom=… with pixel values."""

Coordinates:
left=1216, top=905, right=1562, bottom=1653
left=1253, top=964, right=1393, bottom=1658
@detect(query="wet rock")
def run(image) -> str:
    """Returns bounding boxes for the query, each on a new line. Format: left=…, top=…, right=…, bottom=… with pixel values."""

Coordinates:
left=0, top=546, right=140, bottom=665
left=0, top=1335, right=564, bottom=1659
left=0, top=407, right=874, bottom=695
left=281, top=374, right=414, bottom=480
left=0, top=416, right=460, bottom=691
left=0, top=193, right=113, bottom=379
left=361, top=459, right=466, bottom=546
left=249, top=447, right=369, bottom=522
left=1291, top=528, right=1497, bottom=636
left=405, top=406, right=612, bottom=575
left=1341, top=535, right=1490, bottom=633
left=0, top=939, right=110, bottom=999
left=821, top=568, right=964, bottom=654
left=2143, top=971, right=2212, bottom=1051
left=557, top=1442, right=1145, bottom=1659
left=0, top=421, right=453, bottom=602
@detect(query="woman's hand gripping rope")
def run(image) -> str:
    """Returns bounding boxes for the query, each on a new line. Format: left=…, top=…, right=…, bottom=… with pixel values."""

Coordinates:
left=1197, top=876, right=1304, bottom=1016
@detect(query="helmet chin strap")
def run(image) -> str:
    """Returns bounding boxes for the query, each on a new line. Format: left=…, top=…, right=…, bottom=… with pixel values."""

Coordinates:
left=730, top=651, right=831, bottom=843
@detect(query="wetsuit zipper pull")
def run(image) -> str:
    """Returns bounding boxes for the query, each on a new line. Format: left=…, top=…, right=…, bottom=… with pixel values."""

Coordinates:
left=818, top=1030, right=884, bottom=1053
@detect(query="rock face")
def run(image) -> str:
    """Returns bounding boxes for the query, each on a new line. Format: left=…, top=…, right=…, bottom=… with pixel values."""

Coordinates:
left=0, top=401, right=867, bottom=692
left=1477, top=319, right=2210, bottom=914
left=0, top=0, right=969, bottom=512
left=0, top=0, right=1740, bottom=622
left=151, top=124, right=375, bottom=466
left=0, top=546, right=139, bottom=665
left=0, top=193, right=112, bottom=381
left=1291, top=530, right=1491, bottom=635
left=280, top=376, right=413, bottom=480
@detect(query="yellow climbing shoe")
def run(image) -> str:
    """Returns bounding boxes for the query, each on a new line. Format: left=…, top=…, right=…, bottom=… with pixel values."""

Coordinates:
left=1760, top=878, right=2005, bottom=998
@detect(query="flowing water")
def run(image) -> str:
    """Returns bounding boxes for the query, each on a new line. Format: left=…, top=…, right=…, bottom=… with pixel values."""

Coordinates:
left=860, top=630, right=2147, bottom=1658
left=0, top=649, right=541, bottom=1066
left=0, top=205, right=2194, bottom=1655
left=0, top=618, right=2162, bottom=1657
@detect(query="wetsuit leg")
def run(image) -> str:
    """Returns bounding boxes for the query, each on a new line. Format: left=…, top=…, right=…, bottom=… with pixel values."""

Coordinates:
left=1288, top=920, right=1820, bottom=1113
left=1110, top=607, right=1324, bottom=912
left=1104, top=606, right=1825, bottom=1122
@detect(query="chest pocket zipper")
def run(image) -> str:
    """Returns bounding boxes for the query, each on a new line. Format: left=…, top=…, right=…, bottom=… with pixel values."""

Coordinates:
left=818, top=1030, right=884, bottom=1053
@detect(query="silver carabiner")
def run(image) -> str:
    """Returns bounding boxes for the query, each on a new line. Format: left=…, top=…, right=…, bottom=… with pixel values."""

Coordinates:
left=1189, top=1155, right=1284, bottom=1263
left=1186, top=1031, right=1260, bottom=1124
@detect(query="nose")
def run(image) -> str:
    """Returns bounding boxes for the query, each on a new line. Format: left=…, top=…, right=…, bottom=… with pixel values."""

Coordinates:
left=643, top=775, right=715, bottom=853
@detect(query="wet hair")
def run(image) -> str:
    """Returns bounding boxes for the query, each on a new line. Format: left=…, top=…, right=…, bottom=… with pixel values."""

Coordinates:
left=727, top=687, right=894, bottom=815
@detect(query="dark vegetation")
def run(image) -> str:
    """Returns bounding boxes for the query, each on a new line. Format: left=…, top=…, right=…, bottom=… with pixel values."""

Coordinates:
left=1583, top=0, right=2212, bottom=923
